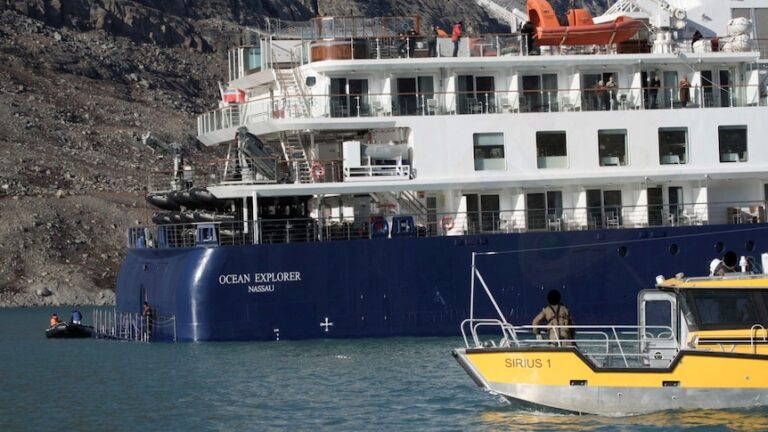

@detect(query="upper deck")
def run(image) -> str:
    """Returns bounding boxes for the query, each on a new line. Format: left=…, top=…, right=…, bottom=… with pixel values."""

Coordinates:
left=198, top=11, right=768, bottom=146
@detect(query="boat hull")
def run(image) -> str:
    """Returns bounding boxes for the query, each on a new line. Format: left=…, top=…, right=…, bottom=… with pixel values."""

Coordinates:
left=116, top=223, right=768, bottom=341
left=45, top=322, right=94, bottom=339
left=453, top=348, right=768, bottom=415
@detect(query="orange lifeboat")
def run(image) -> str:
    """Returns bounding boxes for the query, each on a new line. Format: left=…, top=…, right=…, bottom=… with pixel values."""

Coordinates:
left=527, top=0, right=644, bottom=46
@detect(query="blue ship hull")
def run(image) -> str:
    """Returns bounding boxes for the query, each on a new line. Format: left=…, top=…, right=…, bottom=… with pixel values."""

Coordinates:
left=116, top=223, right=768, bottom=341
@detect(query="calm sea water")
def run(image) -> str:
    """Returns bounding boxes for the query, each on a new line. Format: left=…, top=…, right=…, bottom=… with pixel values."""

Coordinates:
left=1, top=307, right=766, bottom=431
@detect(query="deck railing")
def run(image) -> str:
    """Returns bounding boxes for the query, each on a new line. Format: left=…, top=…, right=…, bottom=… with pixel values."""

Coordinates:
left=92, top=308, right=176, bottom=342
left=198, top=82, right=767, bottom=136
left=127, top=200, right=768, bottom=249
left=460, top=318, right=678, bottom=368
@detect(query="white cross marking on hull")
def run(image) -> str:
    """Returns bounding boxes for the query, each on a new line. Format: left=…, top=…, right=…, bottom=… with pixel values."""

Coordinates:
left=320, top=317, right=334, bottom=332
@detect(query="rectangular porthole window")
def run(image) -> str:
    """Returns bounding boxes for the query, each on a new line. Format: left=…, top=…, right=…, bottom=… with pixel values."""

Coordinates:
left=658, top=127, right=688, bottom=165
left=473, top=133, right=505, bottom=171
left=598, top=129, right=628, bottom=166
left=536, top=131, right=567, bottom=168
left=718, top=125, right=747, bottom=162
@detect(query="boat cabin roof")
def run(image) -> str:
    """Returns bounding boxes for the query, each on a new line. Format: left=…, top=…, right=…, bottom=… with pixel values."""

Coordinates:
left=658, top=274, right=768, bottom=290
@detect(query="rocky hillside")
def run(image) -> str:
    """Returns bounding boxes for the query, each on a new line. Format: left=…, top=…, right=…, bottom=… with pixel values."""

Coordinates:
left=0, top=0, right=608, bottom=307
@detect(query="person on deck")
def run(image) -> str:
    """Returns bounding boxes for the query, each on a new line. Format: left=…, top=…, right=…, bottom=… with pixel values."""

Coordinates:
left=532, top=289, right=573, bottom=344
left=679, top=75, right=691, bottom=107
left=142, top=301, right=153, bottom=319
left=605, top=75, right=617, bottom=110
left=648, top=74, right=661, bottom=109
left=451, top=21, right=462, bottom=57
left=521, top=21, right=537, bottom=55
left=427, top=25, right=439, bottom=57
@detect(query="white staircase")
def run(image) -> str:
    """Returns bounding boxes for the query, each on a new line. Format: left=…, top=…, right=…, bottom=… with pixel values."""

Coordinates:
left=279, top=131, right=311, bottom=183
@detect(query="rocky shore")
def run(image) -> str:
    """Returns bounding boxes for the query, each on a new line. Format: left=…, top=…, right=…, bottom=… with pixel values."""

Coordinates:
left=0, top=0, right=606, bottom=307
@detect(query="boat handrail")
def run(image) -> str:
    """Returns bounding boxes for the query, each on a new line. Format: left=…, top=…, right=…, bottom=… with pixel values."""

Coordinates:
left=751, top=324, right=767, bottom=354
left=463, top=319, right=678, bottom=367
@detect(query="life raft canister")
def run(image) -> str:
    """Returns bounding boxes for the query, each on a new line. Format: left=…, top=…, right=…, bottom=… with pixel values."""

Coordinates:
left=441, top=216, right=454, bottom=231
left=310, top=162, right=325, bottom=180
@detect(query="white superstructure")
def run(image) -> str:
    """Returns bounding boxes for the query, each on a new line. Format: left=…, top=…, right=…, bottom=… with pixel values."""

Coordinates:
left=191, top=0, right=768, bottom=237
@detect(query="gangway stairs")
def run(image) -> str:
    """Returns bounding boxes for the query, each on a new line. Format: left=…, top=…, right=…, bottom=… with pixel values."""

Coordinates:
left=92, top=308, right=177, bottom=342
left=279, top=131, right=312, bottom=183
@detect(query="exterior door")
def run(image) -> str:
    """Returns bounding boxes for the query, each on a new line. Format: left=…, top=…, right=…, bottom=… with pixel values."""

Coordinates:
left=638, top=289, right=679, bottom=367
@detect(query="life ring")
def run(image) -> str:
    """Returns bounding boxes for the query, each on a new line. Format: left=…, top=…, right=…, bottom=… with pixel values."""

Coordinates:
left=441, top=216, right=454, bottom=231
left=310, top=162, right=325, bottom=180
left=372, top=220, right=387, bottom=234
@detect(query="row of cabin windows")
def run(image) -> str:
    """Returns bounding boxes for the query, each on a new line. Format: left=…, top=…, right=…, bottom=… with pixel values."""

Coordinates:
left=473, top=126, right=749, bottom=170
left=464, top=186, right=686, bottom=232
left=327, top=66, right=738, bottom=117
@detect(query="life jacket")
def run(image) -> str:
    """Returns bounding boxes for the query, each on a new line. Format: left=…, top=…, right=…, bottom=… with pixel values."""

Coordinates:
left=451, top=24, right=462, bottom=42
left=547, top=305, right=572, bottom=338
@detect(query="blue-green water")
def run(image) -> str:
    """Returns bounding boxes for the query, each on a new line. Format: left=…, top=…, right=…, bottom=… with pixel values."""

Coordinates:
left=1, top=307, right=766, bottom=431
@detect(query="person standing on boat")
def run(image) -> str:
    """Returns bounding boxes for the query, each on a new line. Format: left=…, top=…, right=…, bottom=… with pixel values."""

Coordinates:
left=407, top=27, right=418, bottom=58
left=521, top=21, right=537, bottom=55
left=451, top=21, right=462, bottom=57
left=679, top=75, right=691, bottom=107
left=532, top=289, right=573, bottom=344
left=691, top=30, right=702, bottom=48
left=142, top=301, right=154, bottom=340
left=605, top=76, right=617, bottom=110
left=649, top=74, right=661, bottom=109
left=427, top=25, right=439, bottom=57
left=595, top=80, right=606, bottom=111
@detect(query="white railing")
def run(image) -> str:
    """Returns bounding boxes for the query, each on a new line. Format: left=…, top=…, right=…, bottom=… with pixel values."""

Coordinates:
left=92, top=308, right=176, bottom=342
left=343, top=164, right=411, bottom=181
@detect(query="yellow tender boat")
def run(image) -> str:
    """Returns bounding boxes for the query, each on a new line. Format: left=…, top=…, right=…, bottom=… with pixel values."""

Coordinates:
left=453, top=266, right=768, bottom=416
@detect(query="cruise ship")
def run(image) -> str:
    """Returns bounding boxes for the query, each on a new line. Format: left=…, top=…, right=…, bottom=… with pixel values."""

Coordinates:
left=116, top=0, right=768, bottom=341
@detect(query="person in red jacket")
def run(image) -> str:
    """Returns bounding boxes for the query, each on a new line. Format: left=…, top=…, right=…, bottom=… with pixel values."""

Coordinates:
left=451, top=21, right=462, bottom=57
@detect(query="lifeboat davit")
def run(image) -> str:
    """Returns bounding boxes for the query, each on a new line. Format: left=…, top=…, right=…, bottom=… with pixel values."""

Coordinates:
left=528, top=0, right=644, bottom=46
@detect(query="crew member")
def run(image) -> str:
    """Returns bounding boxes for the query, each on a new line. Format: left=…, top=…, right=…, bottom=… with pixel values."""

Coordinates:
left=532, top=289, right=573, bottom=344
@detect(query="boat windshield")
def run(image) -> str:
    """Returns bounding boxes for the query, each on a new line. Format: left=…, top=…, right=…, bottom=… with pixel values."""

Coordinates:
left=685, top=289, right=768, bottom=330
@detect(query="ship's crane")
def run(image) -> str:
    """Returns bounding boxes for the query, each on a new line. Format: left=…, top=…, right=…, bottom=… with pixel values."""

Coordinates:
left=595, top=0, right=687, bottom=29
left=474, top=0, right=529, bottom=32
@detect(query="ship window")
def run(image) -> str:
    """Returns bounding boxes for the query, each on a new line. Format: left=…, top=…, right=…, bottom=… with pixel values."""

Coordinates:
left=526, top=191, right=562, bottom=230
left=394, top=76, right=434, bottom=116
left=718, top=125, right=747, bottom=162
left=458, top=75, right=496, bottom=114
left=598, top=129, right=628, bottom=166
left=586, top=189, right=622, bottom=229
left=473, top=133, right=505, bottom=171
left=536, top=131, right=567, bottom=168
left=521, top=74, right=558, bottom=112
left=658, top=127, right=688, bottom=165
left=465, top=193, right=500, bottom=233
left=687, top=289, right=763, bottom=330
left=330, top=78, right=369, bottom=117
